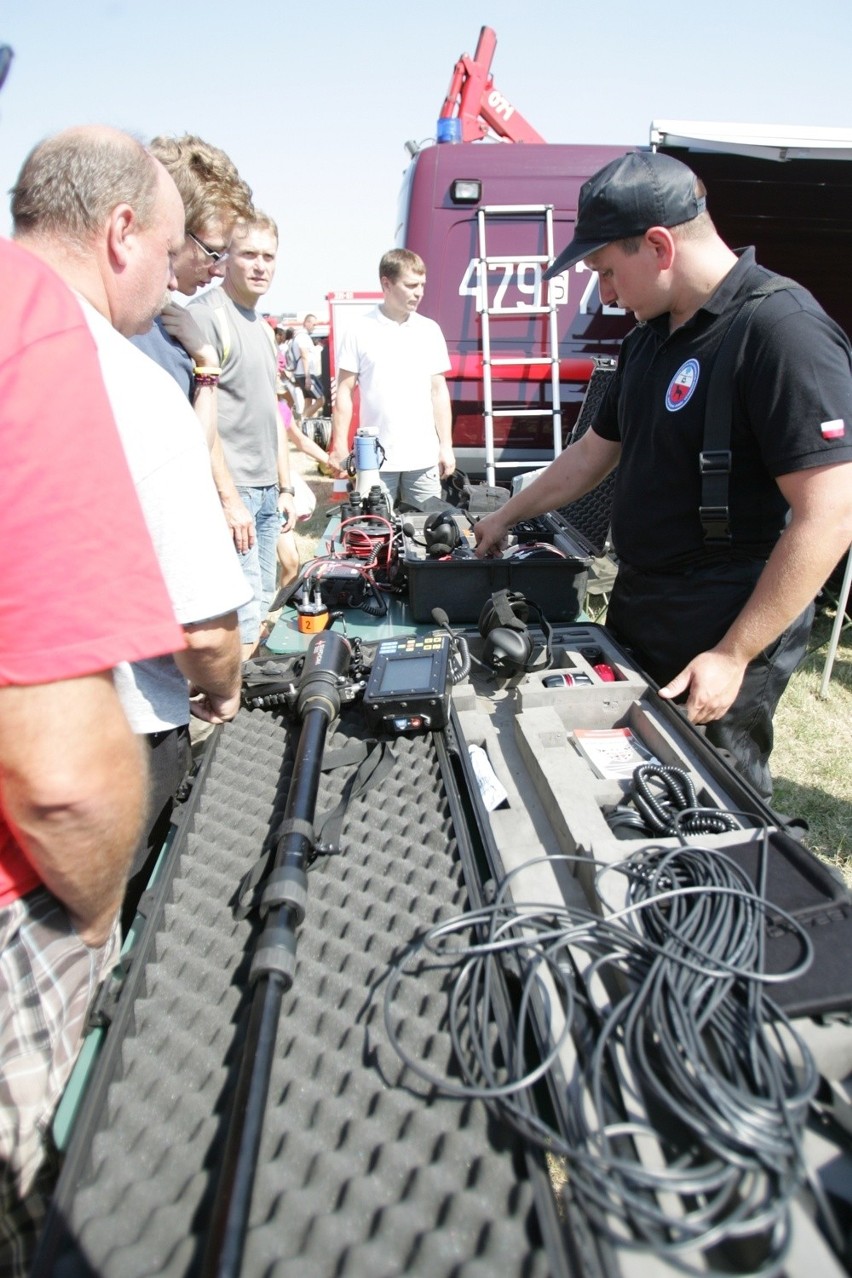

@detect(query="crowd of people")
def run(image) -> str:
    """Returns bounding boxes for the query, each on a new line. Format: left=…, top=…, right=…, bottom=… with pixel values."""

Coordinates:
left=0, top=106, right=354, bottom=1275
left=1, top=47, right=852, bottom=1276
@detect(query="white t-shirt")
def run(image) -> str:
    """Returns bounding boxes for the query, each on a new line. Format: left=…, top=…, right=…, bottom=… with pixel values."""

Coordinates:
left=294, top=329, right=320, bottom=378
left=337, top=307, right=450, bottom=470
left=81, top=301, right=251, bottom=732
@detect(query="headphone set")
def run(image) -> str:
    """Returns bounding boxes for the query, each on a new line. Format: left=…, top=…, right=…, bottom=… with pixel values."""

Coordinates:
left=477, top=589, right=553, bottom=675
left=403, top=510, right=475, bottom=559
left=405, top=512, right=567, bottom=566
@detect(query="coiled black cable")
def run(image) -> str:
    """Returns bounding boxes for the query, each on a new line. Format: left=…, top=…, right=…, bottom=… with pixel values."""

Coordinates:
left=448, top=633, right=471, bottom=685
left=606, top=763, right=740, bottom=838
left=384, top=840, right=831, bottom=1274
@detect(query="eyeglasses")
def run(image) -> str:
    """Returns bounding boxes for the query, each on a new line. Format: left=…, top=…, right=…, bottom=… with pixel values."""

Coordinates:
left=188, top=231, right=229, bottom=264
left=0, top=46, right=14, bottom=95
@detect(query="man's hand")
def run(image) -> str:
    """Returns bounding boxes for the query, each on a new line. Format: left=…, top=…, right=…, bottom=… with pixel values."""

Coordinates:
left=278, top=490, right=297, bottom=531
left=438, top=445, right=456, bottom=479
left=326, top=448, right=350, bottom=476
left=658, top=649, right=748, bottom=723
left=188, top=686, right=242, bottom=724
left=221, top=491, right=255, bottom=553
left=176, top=615, right=241, bottom=729
left=330, top=370, right=356, bottom=477
left=159, top=303, right=218, bottom=367
left=474, top=510, right=510, bottom=558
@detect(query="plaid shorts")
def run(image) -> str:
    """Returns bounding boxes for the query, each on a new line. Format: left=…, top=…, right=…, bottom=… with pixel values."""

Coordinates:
left=0, top=888, right=119, bottom=1277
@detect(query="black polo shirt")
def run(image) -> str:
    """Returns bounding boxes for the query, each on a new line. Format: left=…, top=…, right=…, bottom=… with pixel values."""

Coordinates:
left=593, top=248, right=852, bottom=572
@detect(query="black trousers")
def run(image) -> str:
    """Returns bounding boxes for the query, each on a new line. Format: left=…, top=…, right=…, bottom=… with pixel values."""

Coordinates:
left=605, top=560, right=814, bottom=799
left=122, top=724, right=192, bottom=931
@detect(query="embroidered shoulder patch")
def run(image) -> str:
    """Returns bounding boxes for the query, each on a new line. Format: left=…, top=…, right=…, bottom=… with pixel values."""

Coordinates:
left=821, top=419, right=846, bottom=439
left=665, top=359, right=700, bottom=412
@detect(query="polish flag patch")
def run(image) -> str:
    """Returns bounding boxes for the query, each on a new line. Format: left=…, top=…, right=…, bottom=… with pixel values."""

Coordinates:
left=821, top=419, right=846, bottom=438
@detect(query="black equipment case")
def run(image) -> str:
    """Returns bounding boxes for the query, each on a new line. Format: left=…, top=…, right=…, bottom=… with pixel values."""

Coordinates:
left=402, top=510, right=594, bottom=623
left=35, top=623, right=852, bottom=1277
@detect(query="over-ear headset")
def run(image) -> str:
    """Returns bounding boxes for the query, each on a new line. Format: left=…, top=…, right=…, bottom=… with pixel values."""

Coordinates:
left=403, top=510, right=467, bottom=559
left=477, top=590, right=553, bottom=674
left=423, top=509, right=463, bottom=557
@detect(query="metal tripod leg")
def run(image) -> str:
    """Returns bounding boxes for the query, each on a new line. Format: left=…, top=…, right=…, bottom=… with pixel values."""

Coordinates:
left=819, top=546, right=852, bottom=698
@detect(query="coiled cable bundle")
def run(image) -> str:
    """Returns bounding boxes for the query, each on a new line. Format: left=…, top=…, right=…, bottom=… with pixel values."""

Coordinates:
left=384, top=840, right=833, bottom=1273
left=607, top=763, right=741, bottom=838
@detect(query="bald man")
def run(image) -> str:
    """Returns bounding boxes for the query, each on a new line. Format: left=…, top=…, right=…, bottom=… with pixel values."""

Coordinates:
left=12, top=127, right=251, bottom=923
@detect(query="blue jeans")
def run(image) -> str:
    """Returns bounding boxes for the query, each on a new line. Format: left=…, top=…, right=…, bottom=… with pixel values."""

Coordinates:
left=236, top=485, right=282, bottom=644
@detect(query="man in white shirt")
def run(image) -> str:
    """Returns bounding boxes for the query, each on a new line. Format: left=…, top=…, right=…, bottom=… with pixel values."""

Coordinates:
left=329, top=249, right=455, bottom=508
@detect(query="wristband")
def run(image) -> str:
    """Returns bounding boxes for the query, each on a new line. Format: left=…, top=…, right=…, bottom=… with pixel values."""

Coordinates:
left=280, top=485, right=295, bottom=497
left=193, top=365, right=223, bottom=376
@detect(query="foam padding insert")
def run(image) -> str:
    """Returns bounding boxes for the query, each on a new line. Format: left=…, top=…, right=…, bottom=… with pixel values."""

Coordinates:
left=39, top=705, right=555, bottom=1277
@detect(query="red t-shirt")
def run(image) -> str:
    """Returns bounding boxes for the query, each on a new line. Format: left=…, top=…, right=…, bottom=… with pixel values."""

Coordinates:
left=0, top=239, right=184, bottom=904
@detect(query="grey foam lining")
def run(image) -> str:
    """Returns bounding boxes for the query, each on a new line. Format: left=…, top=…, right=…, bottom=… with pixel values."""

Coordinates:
left=38, top=705, right=559, bottom=1278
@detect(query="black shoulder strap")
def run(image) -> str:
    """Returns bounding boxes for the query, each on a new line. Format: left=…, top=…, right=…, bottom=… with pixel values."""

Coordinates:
left=233, top=739, right=394, bottom=919
left=700, top=276, right=797, bottom=543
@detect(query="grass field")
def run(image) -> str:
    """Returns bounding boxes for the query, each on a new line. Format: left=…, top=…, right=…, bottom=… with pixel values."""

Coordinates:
left=771, top=602, right=852, bottom=882
left=286, top=447, right=852, bottom=879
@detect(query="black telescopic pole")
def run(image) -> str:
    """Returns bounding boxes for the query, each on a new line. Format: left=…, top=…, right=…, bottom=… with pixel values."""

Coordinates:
left=203, top=631, right=351, bottom=1278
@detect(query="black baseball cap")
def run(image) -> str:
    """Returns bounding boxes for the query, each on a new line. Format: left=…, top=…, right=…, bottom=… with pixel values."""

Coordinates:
left=543, top=150, right=706, bottom=279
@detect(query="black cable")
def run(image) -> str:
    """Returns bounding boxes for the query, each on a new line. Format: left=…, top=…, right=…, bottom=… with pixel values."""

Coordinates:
left=384, top=843, right=823, bottom=1273
left=356, top=582, right=389, bottom=617
left=605, top=763, right=741, bottom=838
left=448, top=634, right=471, bottom=684
left=604, top=805, right=650, bottom=839
left=429, top=607, right=472, bottom=684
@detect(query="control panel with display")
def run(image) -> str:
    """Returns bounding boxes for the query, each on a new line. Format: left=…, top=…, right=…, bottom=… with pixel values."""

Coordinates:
left=362, top=634, right=452, bottom=733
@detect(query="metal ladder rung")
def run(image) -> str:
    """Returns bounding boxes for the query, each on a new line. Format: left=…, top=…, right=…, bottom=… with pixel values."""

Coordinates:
left=488, top=356, right=553, bottom=367
left=489, top=407, right=555, bottom=419
left=480, top=254, right=550, bottom=266
left=483, top=305, right=551, bottom=317
left=479, top=204, right=554, bottom=215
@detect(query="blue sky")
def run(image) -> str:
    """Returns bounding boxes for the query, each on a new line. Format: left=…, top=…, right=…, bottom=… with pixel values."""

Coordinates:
left=2, top=1, right=850, bottom=315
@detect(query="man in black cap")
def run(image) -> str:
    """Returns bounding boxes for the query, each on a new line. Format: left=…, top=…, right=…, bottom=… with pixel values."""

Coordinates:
left=474, top=150, right=852, bottom=796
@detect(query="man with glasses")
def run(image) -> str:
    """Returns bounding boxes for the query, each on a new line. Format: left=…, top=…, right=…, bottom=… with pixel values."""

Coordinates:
left=131, top=134, right=257, bottom=558
left=132, top=133, right=253, bottom=389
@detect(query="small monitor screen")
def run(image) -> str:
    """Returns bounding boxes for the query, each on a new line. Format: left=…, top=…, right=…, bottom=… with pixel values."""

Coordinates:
left=379, top=655, right=433, bottom=694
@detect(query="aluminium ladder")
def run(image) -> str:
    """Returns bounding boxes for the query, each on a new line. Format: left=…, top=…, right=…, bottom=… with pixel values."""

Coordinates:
left=476, top=204, right=561, bottom=487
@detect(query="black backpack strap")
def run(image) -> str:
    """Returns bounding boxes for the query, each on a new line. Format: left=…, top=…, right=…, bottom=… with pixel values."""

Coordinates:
left=700, top=276, right=796, bottom=543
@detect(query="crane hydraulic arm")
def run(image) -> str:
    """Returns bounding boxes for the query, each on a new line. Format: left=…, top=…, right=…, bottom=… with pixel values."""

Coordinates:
left=439, top=25, right=545, bottom=144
